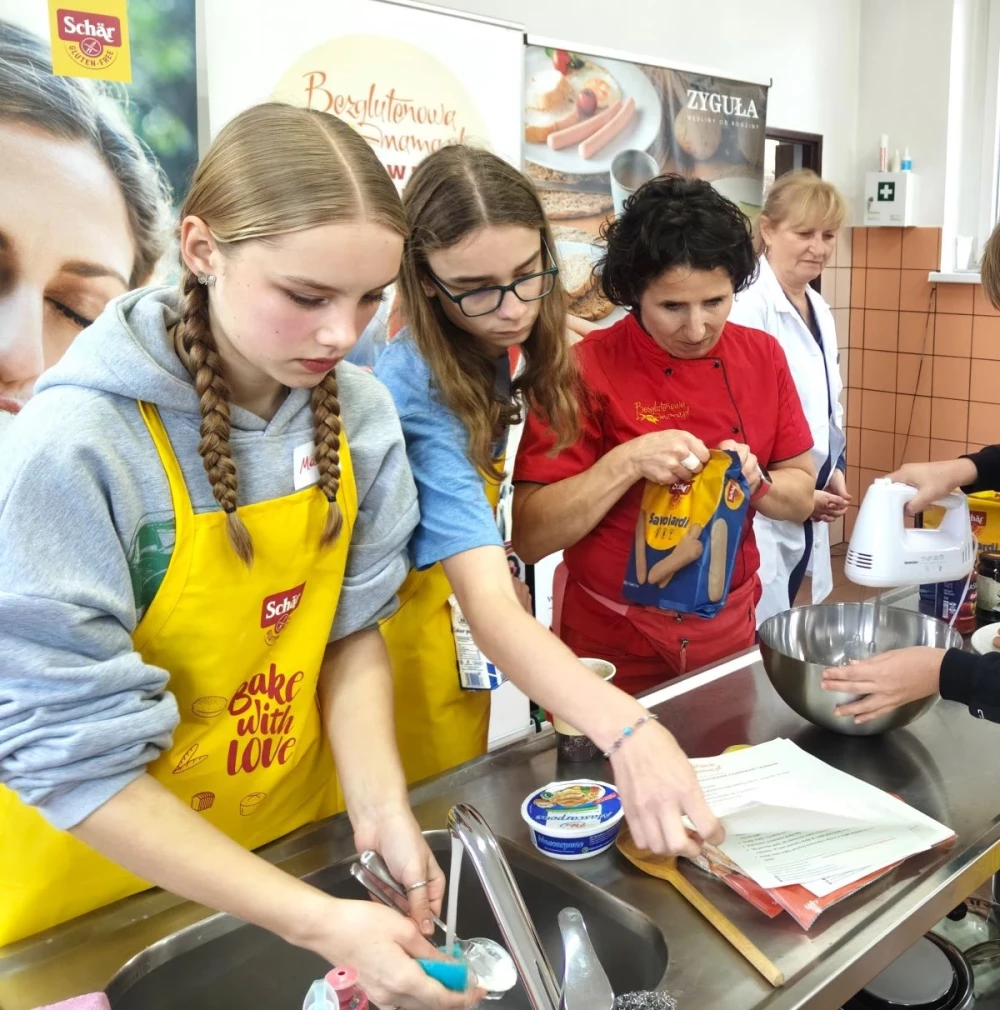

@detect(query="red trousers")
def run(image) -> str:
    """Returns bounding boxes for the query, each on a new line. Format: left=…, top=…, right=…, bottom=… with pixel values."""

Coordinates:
left=559, top=575, right=758, bottom=697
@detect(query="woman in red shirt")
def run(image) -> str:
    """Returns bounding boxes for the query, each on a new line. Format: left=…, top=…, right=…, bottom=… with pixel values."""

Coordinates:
left=513, top=176, right=816, bottom=696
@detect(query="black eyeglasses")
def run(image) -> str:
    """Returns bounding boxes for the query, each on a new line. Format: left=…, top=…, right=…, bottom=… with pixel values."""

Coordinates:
left=425, top=240, right=560, bottom=318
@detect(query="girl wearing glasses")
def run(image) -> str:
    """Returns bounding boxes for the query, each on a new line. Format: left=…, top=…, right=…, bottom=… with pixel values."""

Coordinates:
left=373, top=146, right=722, bottom=859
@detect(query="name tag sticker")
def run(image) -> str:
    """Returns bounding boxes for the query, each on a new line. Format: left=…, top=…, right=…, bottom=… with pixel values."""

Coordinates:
left=293, top=440, right=319, bottom=490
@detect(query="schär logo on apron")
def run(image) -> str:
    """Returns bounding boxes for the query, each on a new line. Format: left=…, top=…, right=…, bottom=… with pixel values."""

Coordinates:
left=261, top=583, right=306, bottom=645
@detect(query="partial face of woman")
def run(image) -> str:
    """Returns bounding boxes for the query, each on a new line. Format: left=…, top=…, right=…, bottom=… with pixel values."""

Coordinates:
left=186, top=218, right=402, bottom=391
left=637, top=266, right=734, bottom=359
left=0, top=123, right=135, bottom=417
left=422, top=225, right=545, bottom=358
left=763, top=217, right=836, bottom=288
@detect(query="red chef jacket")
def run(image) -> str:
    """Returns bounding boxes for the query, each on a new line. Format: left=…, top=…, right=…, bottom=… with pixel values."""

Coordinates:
left=514, top=312, right=813, bottom=607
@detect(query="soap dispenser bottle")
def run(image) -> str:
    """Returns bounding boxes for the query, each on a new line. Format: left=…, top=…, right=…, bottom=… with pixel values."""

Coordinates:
left=327, top=967, right=368, bottom=1010
left=302, top=966, right=368, bottom=1010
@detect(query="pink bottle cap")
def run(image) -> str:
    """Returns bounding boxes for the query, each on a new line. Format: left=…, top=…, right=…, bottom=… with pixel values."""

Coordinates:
left=326, top=966, right=359, bottom=991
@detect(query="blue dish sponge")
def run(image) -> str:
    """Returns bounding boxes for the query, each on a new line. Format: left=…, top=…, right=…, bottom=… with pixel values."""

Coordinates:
left=417, top=945, right=470, bottom=992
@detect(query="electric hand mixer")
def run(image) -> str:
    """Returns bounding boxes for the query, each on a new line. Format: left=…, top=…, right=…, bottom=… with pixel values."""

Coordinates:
left=846, top=479, right=976, bottom=587
left=843, top=478, right=976, bottom=658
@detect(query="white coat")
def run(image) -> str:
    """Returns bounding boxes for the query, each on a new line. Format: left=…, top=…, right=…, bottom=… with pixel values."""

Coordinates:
left=729, top=256, right=846, bottom=627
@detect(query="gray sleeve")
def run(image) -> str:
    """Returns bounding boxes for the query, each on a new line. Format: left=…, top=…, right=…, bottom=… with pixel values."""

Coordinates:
left=329, top=365, right=420, bottom=640
left=0, top=414, right=179, bottom=830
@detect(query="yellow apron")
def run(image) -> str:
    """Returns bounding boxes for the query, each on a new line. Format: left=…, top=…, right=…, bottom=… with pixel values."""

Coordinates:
left=0, top=402, right=357, bottom=946
left=379, top=475, right=502, bottom=785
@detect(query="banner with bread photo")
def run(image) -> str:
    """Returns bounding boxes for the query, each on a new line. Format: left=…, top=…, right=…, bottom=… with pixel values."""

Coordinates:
left=522, top=39, right=769, bottom=326
left=623, top=450, right=750, bottom=618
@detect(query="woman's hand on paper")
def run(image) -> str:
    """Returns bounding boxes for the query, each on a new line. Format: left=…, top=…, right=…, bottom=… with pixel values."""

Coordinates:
left=820, top=647, right=944, bottom=723
left=609, top=717, right=724, bottom=858
left=627, top=430, right=710, bottom=486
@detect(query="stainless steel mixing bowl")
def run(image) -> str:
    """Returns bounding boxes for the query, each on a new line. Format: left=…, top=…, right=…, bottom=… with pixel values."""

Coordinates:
left=758, top=603, right=962, bottom=736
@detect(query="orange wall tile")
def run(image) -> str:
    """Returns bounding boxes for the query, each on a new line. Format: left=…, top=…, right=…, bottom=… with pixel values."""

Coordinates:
left=936, top=283, right=974, bottom=314
left=900, top=269, right=935, bottom=313
left=974, top=285, right=1000, bottom=316
left=849, top=309, right=865, bottom=348
left=865, top=269, right=901, bottom=311
left=863, top=350, right=898, bottom=392
left=868, top=228, right=902, bottom=268
left=864, top=309, right=898, bottom=351
left=930, top=398, right=969, bottom=442
left=934, top=314, right=973, bottom=357
left=970, top=359, right=1000, bottom=402
left=852, top=229, right=867, bottom=268
left=859, top=430, right=896, bottom=469
left=841, top=228, right=995, bottom=473
left=931, top=437, right=969, bottom=459
left=861, top=389, right=896, bottom=432
left=851, top=268, right=867, bottom=309
left=898, top=311, right=935, bottom=355
left=972, top=316, right=1000, bottom=359
left=895, top=394, right=931, bottom=437
left=969, top=401, right=996, bottom=445
left=896, top=353, right=933, bottom=397
left=901, top=228, right=941, bottom=270
left=932, top=356, right=971, bottom=399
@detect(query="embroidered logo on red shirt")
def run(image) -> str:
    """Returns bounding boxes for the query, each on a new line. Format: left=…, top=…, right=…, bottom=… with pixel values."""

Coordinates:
left=634, top=400, right=691, bottom=423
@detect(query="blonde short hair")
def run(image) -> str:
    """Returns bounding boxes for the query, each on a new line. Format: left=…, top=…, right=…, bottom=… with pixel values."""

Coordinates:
left=756, top=169, right=847, bottom=255
left=981, top=220, right=1000, bottom=309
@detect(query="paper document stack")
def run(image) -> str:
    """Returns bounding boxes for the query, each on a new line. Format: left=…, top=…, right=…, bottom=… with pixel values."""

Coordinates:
left=684, top=739, right=955, bottom=929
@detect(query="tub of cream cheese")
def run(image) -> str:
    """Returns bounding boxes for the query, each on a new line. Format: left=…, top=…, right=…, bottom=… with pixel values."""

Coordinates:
left=520, top=779, right=624, bottom=860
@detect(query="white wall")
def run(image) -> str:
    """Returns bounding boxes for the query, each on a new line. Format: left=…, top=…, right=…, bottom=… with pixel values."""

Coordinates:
left=431, top=0, right=863, bottom=197
left=856, top=0, right=954, bottom=226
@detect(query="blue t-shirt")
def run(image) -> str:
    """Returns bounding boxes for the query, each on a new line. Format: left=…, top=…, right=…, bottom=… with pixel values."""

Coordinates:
left=373, top=332, right=506, bottom=570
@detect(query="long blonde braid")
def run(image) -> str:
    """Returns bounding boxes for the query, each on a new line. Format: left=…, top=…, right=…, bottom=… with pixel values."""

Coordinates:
left=178, top=270, right=254, bottom=566
left=311, top=370, right=343, bottom=545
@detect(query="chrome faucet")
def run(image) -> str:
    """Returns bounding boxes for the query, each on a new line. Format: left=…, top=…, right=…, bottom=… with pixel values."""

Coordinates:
left=446, top=804, right=614, bottom=1010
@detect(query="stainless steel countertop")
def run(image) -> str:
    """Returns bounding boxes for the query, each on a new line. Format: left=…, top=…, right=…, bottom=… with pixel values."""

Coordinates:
left=4, top=595, right=1000, bottom=1010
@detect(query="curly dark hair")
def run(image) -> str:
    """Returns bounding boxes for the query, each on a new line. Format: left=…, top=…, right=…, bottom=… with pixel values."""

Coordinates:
left=599, top=174, right=758, bottom=307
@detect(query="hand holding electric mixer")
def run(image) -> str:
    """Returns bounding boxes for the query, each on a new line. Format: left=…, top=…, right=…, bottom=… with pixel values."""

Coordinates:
left=758, top=478, right=974, bottom=736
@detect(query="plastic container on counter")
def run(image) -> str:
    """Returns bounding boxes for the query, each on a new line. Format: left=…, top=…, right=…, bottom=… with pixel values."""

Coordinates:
left=520, top=779, right=624, bottom=860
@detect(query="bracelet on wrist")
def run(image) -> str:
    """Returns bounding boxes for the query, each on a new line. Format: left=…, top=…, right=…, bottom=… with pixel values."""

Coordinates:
left=603, top=713, right=660, bottom=759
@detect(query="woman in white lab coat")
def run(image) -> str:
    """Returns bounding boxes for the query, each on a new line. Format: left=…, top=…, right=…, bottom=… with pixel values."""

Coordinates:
left=729, top=170, right=850, bottom=627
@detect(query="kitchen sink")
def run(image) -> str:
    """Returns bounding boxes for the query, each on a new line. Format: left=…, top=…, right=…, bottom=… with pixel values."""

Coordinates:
left=105, top=831, right=667, bottom=1009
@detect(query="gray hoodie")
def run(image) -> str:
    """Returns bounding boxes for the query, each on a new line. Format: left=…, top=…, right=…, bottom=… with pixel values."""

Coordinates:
left=0, top=288, right=419, bottom=830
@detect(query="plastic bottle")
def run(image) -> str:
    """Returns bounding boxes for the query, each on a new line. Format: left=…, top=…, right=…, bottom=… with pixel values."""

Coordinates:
left=302, top=967, right=368, bottom=1010
left=890, top=149, right=902, bottom=173
left=901, top=148, right=912, bottom=171
left=879, top=134, right=889, bottom=172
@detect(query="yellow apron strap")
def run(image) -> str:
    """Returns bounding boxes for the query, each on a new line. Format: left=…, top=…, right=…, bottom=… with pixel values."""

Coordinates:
left=133, top=401, right=196, bottom=652
left=137, top=401, right=195, bottom=521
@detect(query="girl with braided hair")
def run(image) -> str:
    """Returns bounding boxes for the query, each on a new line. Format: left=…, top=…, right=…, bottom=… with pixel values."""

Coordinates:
left=513, top=174, right=817, bottom=697
left=374, top=147, right=724, bottom=861
left=0, top=102, right=481, bottom=1009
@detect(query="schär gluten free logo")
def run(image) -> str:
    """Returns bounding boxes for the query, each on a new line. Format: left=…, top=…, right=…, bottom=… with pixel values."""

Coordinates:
left=49, top=3, right=131, bottom=82
left=261, top=583, right=306, bottom=644
left=57, top=9, right=122, bottom=69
